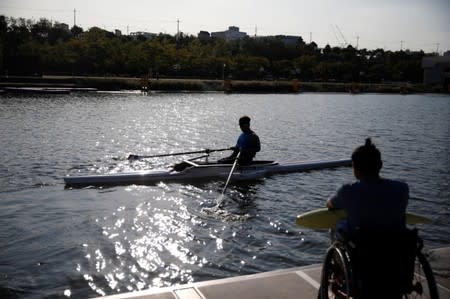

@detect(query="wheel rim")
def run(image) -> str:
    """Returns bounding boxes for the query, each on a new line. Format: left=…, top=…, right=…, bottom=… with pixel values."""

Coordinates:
left=403, top=252, right=438, bottom=299
left=324, top=247, right=352, bottom=299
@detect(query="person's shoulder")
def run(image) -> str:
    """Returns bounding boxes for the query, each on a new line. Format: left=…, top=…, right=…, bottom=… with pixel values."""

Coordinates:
left=382, top=178, right=408, bottom=186
left=337, top=182, right=357, bottom=193
left=346, top=181, right=363, bottom=188
left=330, top=182, right=355, bottom=205
left=382, top=178, right=409, bottom=192
left=249, top=130, right=259, bottom=139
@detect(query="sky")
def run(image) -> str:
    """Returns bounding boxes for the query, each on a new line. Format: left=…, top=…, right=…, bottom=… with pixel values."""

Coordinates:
left=1, top=0, right=449, bottom=53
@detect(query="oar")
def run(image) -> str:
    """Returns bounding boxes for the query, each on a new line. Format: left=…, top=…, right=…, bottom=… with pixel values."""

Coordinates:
left=128, top=147, right=231, bottom=160
left=216, top=151, right=241, bottom=209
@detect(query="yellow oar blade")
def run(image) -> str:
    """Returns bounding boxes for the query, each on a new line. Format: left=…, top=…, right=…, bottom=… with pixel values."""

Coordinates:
left=296, top=208, right=431, bottom=229
left=406, top=213, right=432, bottom=225
left=295, top=208, right=347, bottom=229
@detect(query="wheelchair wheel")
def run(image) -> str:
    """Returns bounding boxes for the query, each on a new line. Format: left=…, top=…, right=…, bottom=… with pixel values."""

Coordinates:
left=404, top=251, right=439, bottom=299
left=320, top=244, right=353, bottom=299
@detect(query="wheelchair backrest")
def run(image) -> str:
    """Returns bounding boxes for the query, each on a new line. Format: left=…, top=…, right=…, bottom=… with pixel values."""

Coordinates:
left=350, top=228, right=419, bottom=293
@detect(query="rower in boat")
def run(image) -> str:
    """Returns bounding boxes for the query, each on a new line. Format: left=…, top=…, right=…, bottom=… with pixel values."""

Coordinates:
left=173, top=116, right=260, bottom=172
left=219, top=115, right=261, bottom=165
left=64, top=127, right=352, bottom=187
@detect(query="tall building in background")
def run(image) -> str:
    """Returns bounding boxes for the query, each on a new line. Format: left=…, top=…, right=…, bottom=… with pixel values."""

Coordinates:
left=211, top=26, right=248, bottom=40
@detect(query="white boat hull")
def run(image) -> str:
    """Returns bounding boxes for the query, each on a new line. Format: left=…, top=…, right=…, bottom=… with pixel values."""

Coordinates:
left=64, top=159, right=351, bottom=187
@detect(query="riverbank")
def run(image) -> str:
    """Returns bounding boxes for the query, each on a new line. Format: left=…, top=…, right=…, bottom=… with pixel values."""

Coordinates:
left=0, top=75, right=448, bottom=94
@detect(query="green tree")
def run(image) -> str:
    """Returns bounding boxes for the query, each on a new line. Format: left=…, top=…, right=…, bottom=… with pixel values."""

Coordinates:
left=70, top=25, right=83, bottom=37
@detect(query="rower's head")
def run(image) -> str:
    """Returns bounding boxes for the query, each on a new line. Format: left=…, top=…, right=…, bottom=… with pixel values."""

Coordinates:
left=239, top=115, right=251, bottom=132
left=351, top=138, right=382, bottom=179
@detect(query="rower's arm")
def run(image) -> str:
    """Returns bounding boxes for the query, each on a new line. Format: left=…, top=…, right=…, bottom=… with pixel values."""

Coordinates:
left=229, top=147, right=239, bottom=158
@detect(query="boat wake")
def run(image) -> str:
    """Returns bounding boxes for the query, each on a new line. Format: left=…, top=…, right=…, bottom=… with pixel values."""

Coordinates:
left=201, top=206, right=251, bottom=222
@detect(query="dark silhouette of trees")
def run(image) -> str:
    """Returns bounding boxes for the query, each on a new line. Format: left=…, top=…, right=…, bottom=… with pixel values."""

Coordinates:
left=0, top=15, right=431, bottom=82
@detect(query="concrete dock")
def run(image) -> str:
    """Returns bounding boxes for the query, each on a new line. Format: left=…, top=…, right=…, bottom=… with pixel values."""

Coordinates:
left=94, top=247, right=450, bottom=299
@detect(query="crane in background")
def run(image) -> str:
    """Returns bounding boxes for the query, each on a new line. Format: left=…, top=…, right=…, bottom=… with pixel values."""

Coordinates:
left=330, top=25, right=348, bottom=48
left=336, top=25, right=348, bottom=46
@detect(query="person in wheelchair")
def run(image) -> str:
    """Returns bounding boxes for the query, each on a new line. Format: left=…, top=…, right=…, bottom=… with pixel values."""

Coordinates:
left=326, top=138, right=409, bottom=240
left=325, top=138, right=412, bottom=298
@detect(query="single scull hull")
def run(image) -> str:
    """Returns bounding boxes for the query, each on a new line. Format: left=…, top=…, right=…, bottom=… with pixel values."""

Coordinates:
left=64, top=158, right=351, bottom=187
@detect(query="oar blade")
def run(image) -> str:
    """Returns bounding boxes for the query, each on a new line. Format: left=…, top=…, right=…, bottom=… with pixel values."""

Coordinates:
left=406, top=213, right=432, bottom=225
left=296, top=208, right=432, bottom=229
left=296, top=208, right=347, bottom=229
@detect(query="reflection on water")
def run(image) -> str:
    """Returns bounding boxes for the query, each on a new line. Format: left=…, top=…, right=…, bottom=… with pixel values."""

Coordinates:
left=201, top=206, right=252, bottom=222
left=79, top=191, right=203, bottom=293
left=74, top=177, right=282, bottom=296
left=200, top=183, right=260, bottom=222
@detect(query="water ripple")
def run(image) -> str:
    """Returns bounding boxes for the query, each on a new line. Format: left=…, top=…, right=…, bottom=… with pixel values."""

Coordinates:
left=0, top=93, right=448, bottom=298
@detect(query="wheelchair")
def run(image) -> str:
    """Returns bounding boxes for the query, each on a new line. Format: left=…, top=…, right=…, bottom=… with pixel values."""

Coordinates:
left=318, top=228, right=439, bottom=299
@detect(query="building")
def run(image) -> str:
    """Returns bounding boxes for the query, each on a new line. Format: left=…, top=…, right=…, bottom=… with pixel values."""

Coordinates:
left=422, top=55, right=450, bottom=85
left=115, top=29, right=122, bottom=36
left=276, top=35, right=303, bottom=46
left=130, top=31, right=157, bottom=40
left=54, top=22, right=70, bottom=31
left=211, top=26, right=248, bottom=41
left=198, top=31, right=211, bottom=41
left=254, top=35, right=304, bottom=47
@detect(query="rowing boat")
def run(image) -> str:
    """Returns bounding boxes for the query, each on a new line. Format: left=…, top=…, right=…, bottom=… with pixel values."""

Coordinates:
left=64, top=158, right=351, bottom=187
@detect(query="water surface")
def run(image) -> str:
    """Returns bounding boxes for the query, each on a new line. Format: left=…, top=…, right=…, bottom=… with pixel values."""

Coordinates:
left=0, top=92, right=448, bottom=298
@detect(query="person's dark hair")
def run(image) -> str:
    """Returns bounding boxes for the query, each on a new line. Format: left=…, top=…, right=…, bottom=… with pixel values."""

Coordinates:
left=351, top=138, right=382, bottom=175
left=239, top=116, right=251, bottom=124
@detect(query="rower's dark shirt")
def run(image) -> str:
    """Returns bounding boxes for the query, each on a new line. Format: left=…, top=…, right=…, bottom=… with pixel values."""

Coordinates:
left=235, top=130, right=260, bottom=163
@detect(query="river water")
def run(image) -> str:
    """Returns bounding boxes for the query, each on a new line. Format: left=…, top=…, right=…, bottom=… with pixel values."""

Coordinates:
left=0, top=92, right=449, bottom=298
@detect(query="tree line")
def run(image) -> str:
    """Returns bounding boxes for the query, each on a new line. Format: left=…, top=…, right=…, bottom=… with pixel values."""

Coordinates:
left=0, top=16, right=430, bottom=83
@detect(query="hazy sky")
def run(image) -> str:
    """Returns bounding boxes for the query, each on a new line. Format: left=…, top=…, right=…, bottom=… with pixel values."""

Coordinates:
left=1, top=0, right=449, bottom=53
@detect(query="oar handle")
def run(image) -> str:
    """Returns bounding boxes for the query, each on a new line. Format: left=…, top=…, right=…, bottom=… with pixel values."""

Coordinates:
left=128, top=147, right=232, bottom=160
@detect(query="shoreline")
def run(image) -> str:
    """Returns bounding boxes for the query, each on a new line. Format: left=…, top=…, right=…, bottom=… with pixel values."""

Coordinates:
left=0, top=75, right=448, bottom=94
left=92, top=247, right=449, bottom=299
